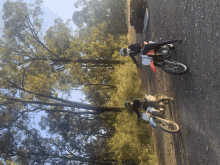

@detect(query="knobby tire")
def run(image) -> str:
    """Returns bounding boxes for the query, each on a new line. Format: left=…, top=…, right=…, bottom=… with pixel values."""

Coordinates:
left=161, top=60, right=189, bottom=75
left=158, top=119, right=180, bottom=133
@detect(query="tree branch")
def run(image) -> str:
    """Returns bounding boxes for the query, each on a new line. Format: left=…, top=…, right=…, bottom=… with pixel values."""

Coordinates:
left=25, top=16, right=61, bottom=59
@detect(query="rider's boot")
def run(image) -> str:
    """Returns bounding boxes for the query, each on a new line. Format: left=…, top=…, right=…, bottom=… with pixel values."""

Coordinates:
left=152, top=109, right=161, bottom=115
left=162, top=97, right=174, bottom=104
left=167, top=38, right=182, bottom=43
left=149, top=41, right=155, bottom=44
left=168, top=44, right=175, bottom=50
left=153, top=111, right=165, bottom=118
left=169, top=97, right=174, bottom=101
left=158, top=103, right=165, bottom=113
left=158, top=38, right=182, bottom=47
left=174, top=38, right=182, bottom=42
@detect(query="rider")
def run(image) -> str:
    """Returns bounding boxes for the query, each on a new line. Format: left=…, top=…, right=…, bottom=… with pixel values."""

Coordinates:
left=119, top=39, right=182, bottom=68
left=124, top=94, right=170, bottom=122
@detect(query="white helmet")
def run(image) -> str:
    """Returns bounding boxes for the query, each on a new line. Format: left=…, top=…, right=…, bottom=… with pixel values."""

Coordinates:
left=120, top=48, right=131, bottom=57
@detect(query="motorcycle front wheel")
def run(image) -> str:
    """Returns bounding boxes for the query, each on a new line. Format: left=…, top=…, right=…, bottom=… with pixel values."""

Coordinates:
left=161, top=60, right=189, bottom=75
left=158, top=119, right=180, bottom=133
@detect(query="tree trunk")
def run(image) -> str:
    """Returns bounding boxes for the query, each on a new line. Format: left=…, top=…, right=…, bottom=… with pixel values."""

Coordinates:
left=25, top=58, right=125, bottom=65
left=4, top=81, right=124, bottom=113
left=2, top=96, right=124, bottom=113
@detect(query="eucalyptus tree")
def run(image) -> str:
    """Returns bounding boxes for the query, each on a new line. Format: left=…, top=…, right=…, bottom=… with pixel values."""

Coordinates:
left=72, top=0, right=127, bottom=36
left=0, top=0, right=126, bottom=103
left=0, top=1, right=128, bottom=164
left=0, top=100, right=119, bottom=164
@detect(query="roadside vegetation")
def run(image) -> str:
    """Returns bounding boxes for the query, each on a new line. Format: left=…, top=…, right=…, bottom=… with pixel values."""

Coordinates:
left=106, top=54, right=157, bottom=164
left=0, top=0, right=157, bottom=164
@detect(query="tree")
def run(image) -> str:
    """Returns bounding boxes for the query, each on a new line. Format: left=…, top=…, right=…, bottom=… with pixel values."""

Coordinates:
left=0, top=0, right=130, bottom=164
left=73, top=23, right=129, bottom=105
left=0, top=0, right=129, bottom=110
left=0, top=0, right=127, bottom=104
left=72, top=0, right=128, bottom=36
left=0, top=98, right=119, bottom=164
left=0, top=94, right=124, bottom=112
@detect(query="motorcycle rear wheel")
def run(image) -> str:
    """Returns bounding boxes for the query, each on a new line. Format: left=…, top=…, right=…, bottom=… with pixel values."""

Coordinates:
left=161, top=60, right=189, bottom=75
left=158, top=119, right=180, bottom=133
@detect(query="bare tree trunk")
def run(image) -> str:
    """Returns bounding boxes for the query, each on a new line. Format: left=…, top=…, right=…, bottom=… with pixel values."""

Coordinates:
left=25, top=58, right=124, bottom=65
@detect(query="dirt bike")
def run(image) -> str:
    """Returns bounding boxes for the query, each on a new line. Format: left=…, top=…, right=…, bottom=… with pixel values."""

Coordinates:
left=141, top=42, right=189, bottom=75
left=142, top=94, right=180, bottom=133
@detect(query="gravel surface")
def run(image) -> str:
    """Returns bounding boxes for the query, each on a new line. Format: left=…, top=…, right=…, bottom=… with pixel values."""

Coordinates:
left=132, top=0, right=220, bottom=164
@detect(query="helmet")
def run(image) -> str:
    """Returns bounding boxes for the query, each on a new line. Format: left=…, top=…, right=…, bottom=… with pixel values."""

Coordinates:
left=124, top=101, right=133, bottom=108
left=120, top=48, right=131, bottom=57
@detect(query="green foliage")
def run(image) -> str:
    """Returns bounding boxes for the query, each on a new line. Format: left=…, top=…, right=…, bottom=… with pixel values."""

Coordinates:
left=0, top=0, right=81, bottom=100
left=72, top=0, right=128, bottom=36
left=0, top=0, right=128, bottom=105
left=76, top=22, right=123, bottom=59
left=44, top=17, right=74, bottom=58
left=107, top=50, right=143, bottom=107
left=108, top=111, right=157, bottom=165
left=0, top=0, right=157, bottom=164
left=104, top=49, right=157, bottom=164
left=76, top=23, right=129, bottom=106
left=6, top=160, right=22, bottom=165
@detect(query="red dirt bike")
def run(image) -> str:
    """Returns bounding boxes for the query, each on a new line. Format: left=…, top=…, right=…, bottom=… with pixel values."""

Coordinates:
left=141, top=42, right=189, bottom=75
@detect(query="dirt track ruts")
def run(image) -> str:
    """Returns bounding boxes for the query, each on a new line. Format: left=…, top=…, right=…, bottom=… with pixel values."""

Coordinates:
left=132, top=0, right=220, bottom=164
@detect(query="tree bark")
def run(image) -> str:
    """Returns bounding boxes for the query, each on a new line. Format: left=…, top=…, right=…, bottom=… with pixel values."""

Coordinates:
left=2, top=95, right=123, bottom=113
left=25, top=58, right=125, bottom=65
left=3, top=81, right=124, bottom=113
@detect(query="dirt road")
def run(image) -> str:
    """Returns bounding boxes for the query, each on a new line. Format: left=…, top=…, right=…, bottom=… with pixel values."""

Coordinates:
left=129, top=0, right=220, bottom=164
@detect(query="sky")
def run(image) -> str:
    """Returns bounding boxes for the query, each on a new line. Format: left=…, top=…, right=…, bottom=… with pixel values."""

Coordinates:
left=0, top=0, right=86, bottom=163
left=0, top=0, right=79, bottom=35
left=0, top=0, right=85, bottom=102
